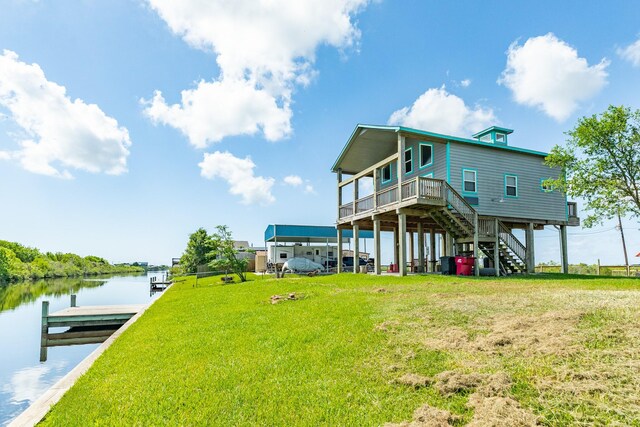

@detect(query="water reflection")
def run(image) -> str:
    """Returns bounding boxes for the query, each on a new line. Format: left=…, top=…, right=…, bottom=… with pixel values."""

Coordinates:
left=0, top=273, right=158, bottom=425
left=0, top=276, right=122, bottom=313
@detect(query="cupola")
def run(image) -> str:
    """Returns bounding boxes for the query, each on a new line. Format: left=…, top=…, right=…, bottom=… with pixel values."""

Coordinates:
left=471, top=126, right=513, bottom=146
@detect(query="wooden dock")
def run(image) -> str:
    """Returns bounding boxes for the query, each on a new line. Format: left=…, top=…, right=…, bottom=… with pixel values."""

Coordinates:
left=40, top=295, right=145, bottom=361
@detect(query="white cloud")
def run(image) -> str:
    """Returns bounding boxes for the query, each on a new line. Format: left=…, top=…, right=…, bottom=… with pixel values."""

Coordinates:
left=304, top=184, right=316, bottom=194
left=144, top=0, right=369, bottom=146
left=617, top=38, right=640, bottom=67
left=143, top=81, right=292, bottom=148
left=199, top=151, right=275, bottom=205
left=499, top=33, right=609, bottom=122
left=388, top=85, right=496, bottom=136
left=0, top=50, right=131, bottom=178
left=283, top=175, right=303, bottom=186
left=460, top=79, right=471, bottom=87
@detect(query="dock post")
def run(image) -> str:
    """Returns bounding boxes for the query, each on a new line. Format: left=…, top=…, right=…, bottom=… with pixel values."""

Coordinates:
left=40, top=301, right=49, bottom=362
left=71, top=294, right=77, bottom=307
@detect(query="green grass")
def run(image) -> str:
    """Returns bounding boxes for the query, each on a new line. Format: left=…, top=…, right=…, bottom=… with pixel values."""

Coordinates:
left=40, top=273, right=640, bottom=426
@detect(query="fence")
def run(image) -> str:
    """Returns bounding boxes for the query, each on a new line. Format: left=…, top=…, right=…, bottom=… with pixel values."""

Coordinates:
left=535, top=261, right=640, bottom=277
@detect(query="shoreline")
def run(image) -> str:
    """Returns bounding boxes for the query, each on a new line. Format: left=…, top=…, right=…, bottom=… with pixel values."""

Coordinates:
left=8, top=284, right=171, bottom=427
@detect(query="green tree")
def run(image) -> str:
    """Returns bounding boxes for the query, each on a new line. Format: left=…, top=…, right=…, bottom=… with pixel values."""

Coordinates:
left=208, top=225, right=248, bottom=282
left=545, top=105, right=640, bottom=227
left=180, top=228, right=216, bottom=273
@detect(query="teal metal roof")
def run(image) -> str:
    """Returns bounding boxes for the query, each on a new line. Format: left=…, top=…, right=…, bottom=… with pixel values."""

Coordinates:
left=264, top=224, right=373, bottom=243
left=471, top=126, right=514, bottom=138
left=331, top=124, right=549, bottom=172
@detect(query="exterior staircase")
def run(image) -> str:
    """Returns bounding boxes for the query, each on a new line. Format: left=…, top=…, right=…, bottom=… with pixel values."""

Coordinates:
left=429, top=181, right=528, bottom=274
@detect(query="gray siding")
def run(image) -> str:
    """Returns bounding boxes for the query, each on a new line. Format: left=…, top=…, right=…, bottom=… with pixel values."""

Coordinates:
left=377, top=137, right=447, bottom=189
left=448, top=142, right=566, bottom=222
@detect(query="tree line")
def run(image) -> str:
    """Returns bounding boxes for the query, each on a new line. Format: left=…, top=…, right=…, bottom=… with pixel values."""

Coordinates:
left=0, top=240, right=144, bottom=283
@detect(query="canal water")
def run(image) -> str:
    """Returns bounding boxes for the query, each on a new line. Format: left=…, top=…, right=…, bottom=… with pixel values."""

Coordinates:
left=0, top=272, right=165, bottom=425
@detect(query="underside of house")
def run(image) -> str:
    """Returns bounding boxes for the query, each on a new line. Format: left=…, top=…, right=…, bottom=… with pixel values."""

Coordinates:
left=332, top=124, right=580, bottom=276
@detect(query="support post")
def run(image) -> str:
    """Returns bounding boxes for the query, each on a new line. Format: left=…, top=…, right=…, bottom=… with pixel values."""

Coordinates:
left=337, top=228, right=343, bottom=273
left=473, top=213, right=479, bottom=276
left=337, top=168, right=343, bottom=220
left=409, top=230, right=415, bottom=273
left=429, top=229, right=436, bottom=272
left=374, top=218, right=382, bottom=275
left=597, top=259, right=600, bottom=276
left=393, top=227, right=399, bottom=268
left=494, top=218, right=500, bottom=277
left=526, top=222, right=535, bottom=273
left=40, top=301, right=49, bottom=362
left=70, top=294, right=77, bottom=307
left=398, top=212, right=407, bottom=276
left=559, top=225, right=568, bottom=274
left=373, top=169, right=378, bottom=211
left=417, top=223, right=425, bottom=273
left=352, top=224, right=360, bottom=274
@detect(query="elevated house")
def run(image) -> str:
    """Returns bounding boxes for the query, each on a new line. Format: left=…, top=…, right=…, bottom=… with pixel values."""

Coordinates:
left=332, top=124, right=579, bottom=276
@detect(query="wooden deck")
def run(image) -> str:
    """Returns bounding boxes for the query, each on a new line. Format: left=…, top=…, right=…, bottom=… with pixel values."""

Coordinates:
left=40, top=297, right=146, bottom=361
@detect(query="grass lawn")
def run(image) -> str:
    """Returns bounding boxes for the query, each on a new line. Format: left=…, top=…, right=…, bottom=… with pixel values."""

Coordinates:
left=40, top=273, right=640, bottom=426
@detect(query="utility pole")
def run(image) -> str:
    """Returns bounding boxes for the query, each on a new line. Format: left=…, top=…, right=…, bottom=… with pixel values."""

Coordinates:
left=616, top=211, right=630, bottom=276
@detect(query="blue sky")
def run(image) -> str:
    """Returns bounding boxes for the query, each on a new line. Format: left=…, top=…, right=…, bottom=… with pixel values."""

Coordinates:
left=0, top=1, right=639, bottom=265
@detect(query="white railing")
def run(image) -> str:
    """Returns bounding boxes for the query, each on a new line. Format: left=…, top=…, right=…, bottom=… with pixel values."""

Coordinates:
left=339, top=202, right=353, bottom=219
left=377, top=185, right=398, bottom=207
left=356, top=195, right=374, bottom=213
left=401, top=178, right=417, bottom=200
left=498, top=221, right=526, bottom=262
left=418, top=177, right=444, bottom=200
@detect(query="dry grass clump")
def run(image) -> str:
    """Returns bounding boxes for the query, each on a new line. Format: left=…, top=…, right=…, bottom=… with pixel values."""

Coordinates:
left=385, top=403, right=460, bottom=427
left=393, top=373, right=432, bottom=389
left=434, top=371, right=486, bottom=396
left=467, top=397, right=538, bottom=427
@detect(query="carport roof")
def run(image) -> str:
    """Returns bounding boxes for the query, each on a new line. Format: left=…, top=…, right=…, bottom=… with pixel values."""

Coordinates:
left=264, top=224, right=373, bottom=243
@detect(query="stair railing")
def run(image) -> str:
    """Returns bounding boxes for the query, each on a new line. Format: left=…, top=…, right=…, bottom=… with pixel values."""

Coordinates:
left=497, top=220, right=526, bottom=262
left=442, top=181, right=476, bottom=232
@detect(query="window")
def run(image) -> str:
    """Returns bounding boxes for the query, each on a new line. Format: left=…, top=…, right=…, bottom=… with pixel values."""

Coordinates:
left=315, top=249, right=320, bottom=255
left=279, top=253, right=288, bottom=259
left=462, top=169, right=477, bottom=193
left=505, top=175, right=518, bottom=197
left=540, top=178, right=552, bottom=192
left=419, top=143, right=433, bottom=168
left=404, top=148, right=413, bottom=174
left=328, top=251, right=334, bottom=257
left=495, top=133, right=505, bottom=143
left=381, top=164, right=391, bottom=183
left=480, top=134, right=492, bottom=143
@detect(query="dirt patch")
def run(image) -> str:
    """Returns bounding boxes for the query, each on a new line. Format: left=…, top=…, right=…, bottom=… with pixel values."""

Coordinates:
left=393, top=373, right=432, bottom=389
left=423, top=312, right=580, bottom=357
left=434, top=371, right=486, bottom=396
left=385, top=403, right=460, bottom=427
left=473, top=311, right=580, bottom=356
left=270, top=293, right=300, bottom=304
left=375, top=320, right=400, bottom=333
left=374, top=288, right=388, bottom=293
left=467, top=396, right=538, bottom=426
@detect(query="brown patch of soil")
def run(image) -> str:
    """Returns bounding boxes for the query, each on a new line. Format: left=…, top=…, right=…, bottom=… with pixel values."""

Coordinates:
left=270, top=293, right=299, bottom=304
left=467, top=396, right=538, bottom=426
left=434, top=371, right=486, bottom=396
left=385, top=403, right=459, bottom=427
left=393, top=373, right=432, bottom=389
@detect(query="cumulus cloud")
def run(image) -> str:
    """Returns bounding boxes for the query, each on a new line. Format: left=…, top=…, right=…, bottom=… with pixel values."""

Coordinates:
left=0, top=50, right=131, bottom=178
left=199, top=151, right=275, bottom=205
left=143, top=0, right=369, bottom=146
left=283, top=175, right=303, bottom=186
left=388, top=86, right=496, bottom=136
left=617, top=37, right=640, bottom=67
left=499, top=33, right=609, bottom=121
